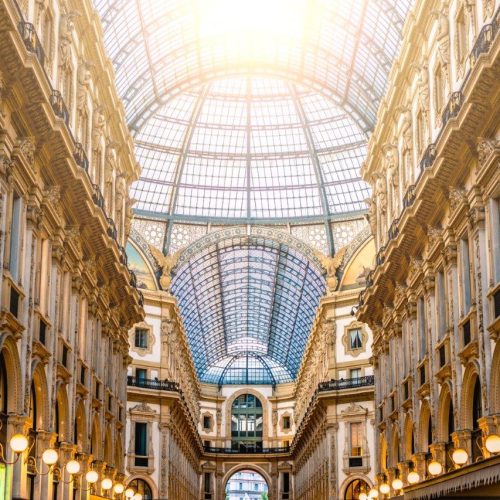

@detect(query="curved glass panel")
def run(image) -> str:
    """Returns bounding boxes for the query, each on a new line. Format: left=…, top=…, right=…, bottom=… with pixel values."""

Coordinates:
left=170, top=235, right=326, bottom=384
left=95, top=0, right=413, bottom=131
left=132, top=77, right=370, bottom=220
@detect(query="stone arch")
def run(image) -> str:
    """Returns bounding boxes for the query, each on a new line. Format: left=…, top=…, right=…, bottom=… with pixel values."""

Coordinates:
left=460, top=362, right=481, bottom=429
left=74, top=399, right=87, bottom=452
left=114, top=431, right=123, bottom=471
left=437, top=382, right=454, bottom=442
left=103, top=425, right=113, bottom=465
left=126, top=474, right=158, bottom=500
left=224, top=388, right=269, bottom=447
left=379, top=432, right=388, bottom=472
left=31, top=361, right=50, bottom=430
left=403, top=412, right=415, bottom=459
left=174, top=226, right=324, bottom=275
left=0, top=335, right=23, bottom=413
left=390, top=424, right=400, bottom=466
left=54, top=383, right=70, bottom=442
left=339, top=474, right=373, bottom=500
left=418, top=400, right=432, bottom=453
left=490, top=341, right=500, bottom=413
left=222, top=464, right=272, bottom=496
left=90, top=414, right=101, bottom=459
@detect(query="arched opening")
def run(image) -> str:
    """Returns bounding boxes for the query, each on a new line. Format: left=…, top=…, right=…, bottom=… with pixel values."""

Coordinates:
left=27, top=382, right=37, bottom=498
left=344, top=478, right=370, bottom=500
left=90, top=417, right=100, bottom=459
left=127, top=478, right=153, bottom=500
left=418, top=402, right=432, bottom=453
left=103, top=426, right=113, bottom=465
left=390, top=427, right=400, bottom=466
left=74, top=400, right=86, bottom=452
left=225, top=469, right=269, bottom=500
left=471, top=377, right=483, bottom=461
left=231, top=394, right=263, bottom=452
left=0, top=352, right=8, bottom=492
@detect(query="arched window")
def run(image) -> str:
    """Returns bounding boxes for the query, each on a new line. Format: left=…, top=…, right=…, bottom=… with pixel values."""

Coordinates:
left=231, top=394, right=263, bottom=451
left=27, top=382, right=37, bottom=499
left=0, top=352, right=7, bottom=447
left=471, top=377, right=483, bottom=461
left=344, top=478, right=370, bottom=499
left=127, top=478, right=153, bottom=500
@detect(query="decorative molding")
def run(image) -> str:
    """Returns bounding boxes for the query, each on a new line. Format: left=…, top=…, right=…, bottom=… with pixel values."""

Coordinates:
left=342, top=321, right=368, bottom=357
left=129, top=321, right=155, bottom=356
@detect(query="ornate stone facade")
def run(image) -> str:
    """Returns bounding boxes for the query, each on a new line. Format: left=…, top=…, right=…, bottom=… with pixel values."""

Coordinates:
left=0, top=0, right=143, bottom=497
left=358, top=1, right=500, bottom=497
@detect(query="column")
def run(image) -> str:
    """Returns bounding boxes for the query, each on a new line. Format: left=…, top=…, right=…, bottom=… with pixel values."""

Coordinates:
left=159, top=421, right=170, bottom=499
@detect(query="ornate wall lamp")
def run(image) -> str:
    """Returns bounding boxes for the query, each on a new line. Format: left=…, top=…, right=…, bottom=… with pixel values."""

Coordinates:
left=0, top=433, right=29, bottom=463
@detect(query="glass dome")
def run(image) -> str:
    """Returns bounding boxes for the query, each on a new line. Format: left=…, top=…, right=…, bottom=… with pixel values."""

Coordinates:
left=132, top=77, right=370, bottom=221
left=95, top=0, right=414, bottom=223
left=170, top=235, right=325, bottom=385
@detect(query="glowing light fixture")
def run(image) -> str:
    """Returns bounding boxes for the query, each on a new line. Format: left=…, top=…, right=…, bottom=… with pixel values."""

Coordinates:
left=485, top=434, right=500, bottom=454
left=9, top=434, right=28, bottom=453
left=379, top=483, right=390, bottom=494
left=133, top=494, right=143, bottom=500
left=65, top=459, right=80, bottom=475
left=368, top=488, right=379, bottom=498
left=428, top=460, right=443, bottom=475
left=452, top=448, right=468, bottom=465
left=407, top=471, right=420, bottom=484
left=125, top=488, right=135, bottom=498
left=391, top=478, right=403, bottom=490
left=359, top=494, right=368, bottom=500
left=86, top=470, right=99, bottom=483
left=42, top=449, right=58, bottom=466
left=114, top=483, right=125, bottom=494
left=101, top=478, right=113, bottom=490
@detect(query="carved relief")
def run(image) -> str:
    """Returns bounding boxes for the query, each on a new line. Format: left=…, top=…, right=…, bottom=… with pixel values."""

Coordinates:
left=314, top=246, right=347, bottom=294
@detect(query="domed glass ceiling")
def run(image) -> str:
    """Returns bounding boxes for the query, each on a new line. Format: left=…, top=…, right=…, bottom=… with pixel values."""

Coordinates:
left=170, top=235, right=325, bottom=385
left=132, top=77, right=369, bottom=220
left=95, top=0, right=414, bottom=223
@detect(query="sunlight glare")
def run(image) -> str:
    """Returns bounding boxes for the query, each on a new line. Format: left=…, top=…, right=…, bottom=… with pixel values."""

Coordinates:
left=198, top=0, right=307, bottom=60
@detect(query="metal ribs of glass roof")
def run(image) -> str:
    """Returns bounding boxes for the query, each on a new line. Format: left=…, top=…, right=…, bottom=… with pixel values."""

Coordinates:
left=129, top=78, right=371, bottom=221
left=94, top=0, right=413, bottom=223
left=170, top=236, right=326, bottom=385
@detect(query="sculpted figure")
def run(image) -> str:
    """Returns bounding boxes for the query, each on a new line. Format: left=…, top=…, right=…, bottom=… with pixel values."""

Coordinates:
left=315, top=246, right=347, bottom=294
left=149, top=246, right=182, bottom=291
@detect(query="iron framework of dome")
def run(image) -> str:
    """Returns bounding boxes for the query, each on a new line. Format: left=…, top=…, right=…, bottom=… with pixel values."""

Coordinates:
left=95, top=0, right=413, bottom=226
left=170, top=235, right=326, bottom=385
left=96, top=0, right=414, bottom=384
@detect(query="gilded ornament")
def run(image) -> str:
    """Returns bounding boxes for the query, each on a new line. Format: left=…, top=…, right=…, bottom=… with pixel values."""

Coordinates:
left=314, top=246, right=347, bottom=294
left=149, top=246, right=182, bottom=291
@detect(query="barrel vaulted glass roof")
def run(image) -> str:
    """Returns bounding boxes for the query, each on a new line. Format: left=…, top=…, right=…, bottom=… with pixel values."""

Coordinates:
left=170, top=236, right=326, bottom=385
left=95, top=0, right=413, bottom=223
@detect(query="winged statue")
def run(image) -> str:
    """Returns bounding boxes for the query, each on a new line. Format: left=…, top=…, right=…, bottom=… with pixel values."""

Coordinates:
left=314, top=246, right=347, bottom=294
left=148, top=245, right=182, bottom=291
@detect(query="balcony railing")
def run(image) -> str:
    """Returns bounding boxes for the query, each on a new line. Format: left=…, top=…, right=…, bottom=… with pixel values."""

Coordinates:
left=419, top=143, right=437, bottom=172
left=49, top=90, right=70, bottom=126
left=73, top=143, right=89, bottom=171
left=470, top=12, right=499, bottom=67
left=18, top=22, right=45, bottom=67
left=442, top=92, right=464, bottom=127
left=92, top=184, right=105, bottom=210
left=203, top=445, right=290, bottom=454
left=318, top=375, right=374, bottom=392
left=127, top=376, right=179, bottom=392
left=106, top=217, right=117, bottom=241
left=402, top=184, right=416, bottom=209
